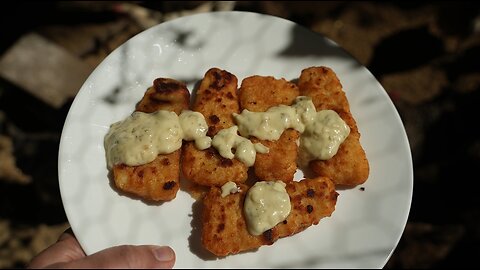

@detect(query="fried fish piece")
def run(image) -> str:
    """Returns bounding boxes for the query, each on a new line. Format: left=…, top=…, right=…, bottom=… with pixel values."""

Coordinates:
left=298, top=66, right=369, bottom=186
left=112, top=78, right=190, bottom=201
left=182, top=68, right=248, bottom=187
left=239, top=76, right=300, bottom=182
left=202, top=176, right=338, bottom=257
left=136, top=78, right=190, bottom=114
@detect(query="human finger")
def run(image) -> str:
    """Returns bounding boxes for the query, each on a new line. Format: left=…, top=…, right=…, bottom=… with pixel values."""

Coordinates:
left=28, top=229, right=86, bottom=268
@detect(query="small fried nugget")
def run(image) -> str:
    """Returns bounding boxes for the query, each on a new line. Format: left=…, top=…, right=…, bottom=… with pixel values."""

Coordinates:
left=182, top=68, right=248, bottom=187
left=239, top=76, right=300, bottom=112
left=297, top=66, right=350, bottom=113
left=182, top=144, right=249, bottom=187
left=136, top=78, right=190, bottom=114
left=298, top=66, right=369, bottom=186
left=113, top=156, right=180, bottom=201
left=239, top=76, right=300, bottom=182
left=112, top=78, right=190, bottom=201
left=202, top=176, right=338, bottom=257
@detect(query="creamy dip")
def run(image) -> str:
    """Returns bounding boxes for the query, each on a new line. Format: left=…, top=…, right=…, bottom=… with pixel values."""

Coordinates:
left=299, top=110, right=350, bottom=162
left=220, top=181, right=240, bottom=197
left=105, top=111, right=183, bottom=169
left=234, top=105, right=302, bottom=141
left=211, top=126, right=269, bottom=167
left=244, top=181, right=291, bottom=235
left=233, top=96, right=349, bottom=163
left=105, top=110, right=211, bottom=168
left=105, top=96, right=349, bottom=169
left=233, top=96, right=316, bottom=140
left=179, top=110, right=212, bottom=150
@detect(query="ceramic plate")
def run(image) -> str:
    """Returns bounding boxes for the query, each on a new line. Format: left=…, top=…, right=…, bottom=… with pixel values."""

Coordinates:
left=58, top=11, right=413, bottom=268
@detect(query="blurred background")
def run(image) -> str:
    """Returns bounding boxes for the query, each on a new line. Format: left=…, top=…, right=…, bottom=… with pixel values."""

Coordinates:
left=1, top=1, right=479, bottom=268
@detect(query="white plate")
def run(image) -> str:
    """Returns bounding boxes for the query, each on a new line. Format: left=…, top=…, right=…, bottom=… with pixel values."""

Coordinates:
left=58, top=11, right=413, bottom=268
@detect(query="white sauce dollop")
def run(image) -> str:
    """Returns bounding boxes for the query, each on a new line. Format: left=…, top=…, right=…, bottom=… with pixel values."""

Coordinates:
left=220, top=181, right=241, bottom=197
left=243, top=181, right=291, bottom=235
left=105, top=110, right=211, bottom=168
left=211, top=126, right=269, bottom=167
left=233, top=96, right=350, bottom=164
left=299, top=110, right=350, bottom=162
left=104, top=96, right=350, bottom=169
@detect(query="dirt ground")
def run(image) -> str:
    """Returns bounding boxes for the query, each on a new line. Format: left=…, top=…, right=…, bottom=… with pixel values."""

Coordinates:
left=1, top=1, right=479, bottom=268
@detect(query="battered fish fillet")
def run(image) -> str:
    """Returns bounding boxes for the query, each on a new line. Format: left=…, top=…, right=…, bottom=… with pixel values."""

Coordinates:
left=239, top=76, right=300, bottom=182
left=202, top=176, right=338, bottom=257
left=182, top=68, right=248, bottom=187
left=298, top=66, right=369, bottom=186
left=112, top=78, right=190, bottom=201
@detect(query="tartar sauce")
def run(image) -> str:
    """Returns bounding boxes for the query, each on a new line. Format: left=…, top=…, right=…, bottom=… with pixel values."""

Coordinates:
left=234, top=105, right=302, bottom=141
left=105, top=111, right=183, bottom=169
left=233, top=96, right=316, bottom=140
left=220, top=181, right=240, bottom=197
left=233, top=96, right=349, bottom=163
left=299, top=110, right=350, bottom=162
left=105, top=96, right=350, bottom=169
left=105, top=110, right=211, bottom=168
left=211, top=126, right=269, bottom=167
left=179, top=110, right=212, bottom=150
left=244, top=181, right=291, bottom=235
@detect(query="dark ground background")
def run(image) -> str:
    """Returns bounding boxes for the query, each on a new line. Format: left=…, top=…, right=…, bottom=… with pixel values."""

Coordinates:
left=1, top=1, right=479, bottom=268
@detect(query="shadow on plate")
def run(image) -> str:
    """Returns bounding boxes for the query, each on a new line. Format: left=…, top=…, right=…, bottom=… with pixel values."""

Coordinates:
left=276, top=21, right=363, bottom=69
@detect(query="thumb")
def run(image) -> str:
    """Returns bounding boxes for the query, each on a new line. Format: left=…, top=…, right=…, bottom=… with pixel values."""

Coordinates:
left=65, top=245, right=176, bottom=269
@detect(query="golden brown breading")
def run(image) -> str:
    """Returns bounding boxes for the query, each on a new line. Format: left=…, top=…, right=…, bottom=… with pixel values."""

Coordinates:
left=239, top=76, right=300, bottom=112
left=239, top=76, right=300, bottom=182
left=297, top=66, right=350, bottom=113
left=112, top=78, right=190, bottom=201
left=249, top=130, right=299, bottom=182
left=182, top=144, right=249, bottom=187
left=201, top=176, right=338, bottom=257
left=182, top=68, right=248, bottom=187
left=112, top=155, right=181, bottom=201
left=136, top=78, right=190, bottom=114
left=298, top=66, right=369, bottom=186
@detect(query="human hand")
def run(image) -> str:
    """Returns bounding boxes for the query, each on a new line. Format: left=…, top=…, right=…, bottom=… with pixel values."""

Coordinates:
left=28, top=228, right=176, bottom=269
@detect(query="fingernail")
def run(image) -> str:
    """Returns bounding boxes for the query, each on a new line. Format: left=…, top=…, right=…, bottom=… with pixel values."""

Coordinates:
left=152, top=246, right=175, bottom=262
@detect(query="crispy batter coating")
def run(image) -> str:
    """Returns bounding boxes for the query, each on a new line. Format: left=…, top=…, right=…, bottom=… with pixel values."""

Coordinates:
left=298, top=66, right=369, bottom=186
left=112, top=155, right=181, bottom=201
left=112, top=78, right=190, bottom=201
left=201, top=177, right=338, bottom=257
left=182, top=144, right=249, bottom=187
left=239, top=76, right=300, bottom=182
left=239, top=76, right=300, bottom=112
left=136, top=78, right=190, bottom=114
left=182, top=68, right=248, bottom=187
